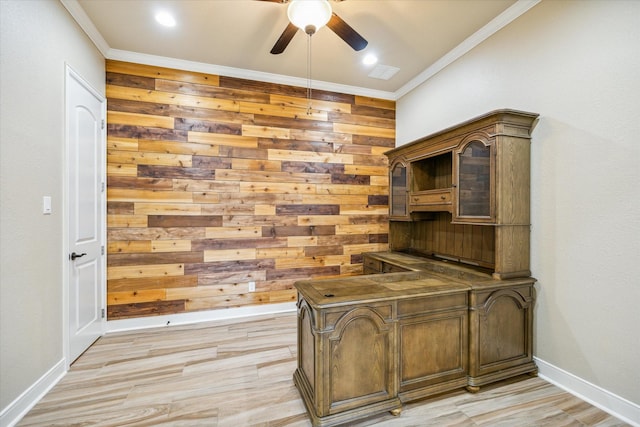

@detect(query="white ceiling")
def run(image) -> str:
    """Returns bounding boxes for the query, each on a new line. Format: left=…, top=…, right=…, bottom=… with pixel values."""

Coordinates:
left=63, top=0, right=539, bottom=100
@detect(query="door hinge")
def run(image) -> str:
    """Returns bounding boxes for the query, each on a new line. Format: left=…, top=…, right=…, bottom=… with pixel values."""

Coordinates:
left=101, top=245, right=105, bottom=255
left=101, top=119, right=105, bottom=129
left=101, top=182, right=105, bottom=192
left=101, top=308, right=105, bottom=319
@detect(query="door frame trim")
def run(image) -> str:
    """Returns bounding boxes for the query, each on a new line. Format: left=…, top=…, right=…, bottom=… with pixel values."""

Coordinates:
left=63, top=63, right=107, bottom=369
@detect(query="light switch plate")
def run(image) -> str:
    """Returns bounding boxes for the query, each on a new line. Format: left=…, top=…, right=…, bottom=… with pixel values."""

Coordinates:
left=43, top=196, right=52, bottom=215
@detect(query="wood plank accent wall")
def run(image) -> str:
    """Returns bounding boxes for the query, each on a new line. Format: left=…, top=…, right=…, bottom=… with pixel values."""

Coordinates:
left=105, top=60, right=395, bottom=319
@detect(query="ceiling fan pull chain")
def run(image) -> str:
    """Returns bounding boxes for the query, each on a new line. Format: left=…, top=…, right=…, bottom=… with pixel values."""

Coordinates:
left=306, top=33, right=312, bottom=116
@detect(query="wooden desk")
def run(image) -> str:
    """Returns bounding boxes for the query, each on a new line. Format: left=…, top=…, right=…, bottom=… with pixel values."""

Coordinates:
left=293, top=253, right=536, bottom=427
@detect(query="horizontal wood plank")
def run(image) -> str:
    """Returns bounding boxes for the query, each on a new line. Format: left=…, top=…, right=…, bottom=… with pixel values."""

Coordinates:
left=197, top=270, right=266, bottom=285
left=268, top=149, right=353, bottom=164
left=108, top=188, right=194, bottom=203
left=107, top=289, right=167, bottom=305
left=107, top=136, right=138, bottom=151
left=187, top=131, right=258, bottom=148
left=107, top=150, right=192, bottom=167
left=270, top=94, right=351, bottom=114
left=108, top=240, right=152, bottom=254
left=156, top=79, right=266, bottom=103
left=137, top=139, right=221, bottom=157
left=107, top=263, right=185, bottom=280
left=108, top=111, right=175, bottom=129
left=204, top=248, right=256, bottom=262
left=205, top=226, right=263, bottom=238
left=148, top=215, right=222, bottom=227
left=107, top=60, right=220, bottom=86
left=133, top=203, right=203, bottom=216
left=107, top=214, right=148, bottom=228
left=107, top=299, right=186, bottom=319
left=354, top=95, right=396, bottom=110
left=107, top=274, right=198, bottom=292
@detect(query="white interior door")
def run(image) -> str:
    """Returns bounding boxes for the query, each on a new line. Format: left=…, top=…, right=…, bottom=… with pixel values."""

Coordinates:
left=66, top=66, right=106, bottom=363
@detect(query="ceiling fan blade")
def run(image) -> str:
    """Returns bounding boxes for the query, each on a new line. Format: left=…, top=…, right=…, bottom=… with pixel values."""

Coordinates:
left=270, top=22, right=298, bottom=54
left=327, top=12, right=368, bottom=51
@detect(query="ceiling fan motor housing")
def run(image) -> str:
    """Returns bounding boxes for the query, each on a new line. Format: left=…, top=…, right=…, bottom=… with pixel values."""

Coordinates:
left=269, top=0, right=367, bottom=54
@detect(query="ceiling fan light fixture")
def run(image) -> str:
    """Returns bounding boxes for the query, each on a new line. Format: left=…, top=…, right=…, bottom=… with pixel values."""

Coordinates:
left=287, top=0, right=332, bottom=35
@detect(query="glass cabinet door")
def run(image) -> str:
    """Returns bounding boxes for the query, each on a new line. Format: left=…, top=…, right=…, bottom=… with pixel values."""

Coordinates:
left=455, top=141, right=493, bottom=221
left=390, top=162, right=408, bottom=219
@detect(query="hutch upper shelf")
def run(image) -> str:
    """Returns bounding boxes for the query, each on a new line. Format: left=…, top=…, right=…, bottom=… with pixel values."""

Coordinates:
left=385, top=109, right=539, bottom=278
left=386, top=109, right=538, bottom=224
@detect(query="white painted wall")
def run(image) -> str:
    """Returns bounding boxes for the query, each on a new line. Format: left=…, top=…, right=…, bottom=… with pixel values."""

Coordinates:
left=0, top=0, right=104, bottom=416
left=397, top=0, right=640, bottom=406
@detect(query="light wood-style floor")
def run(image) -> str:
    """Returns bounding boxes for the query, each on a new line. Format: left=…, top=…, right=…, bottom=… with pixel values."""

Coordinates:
left=19, top=312, right=627, bottom=427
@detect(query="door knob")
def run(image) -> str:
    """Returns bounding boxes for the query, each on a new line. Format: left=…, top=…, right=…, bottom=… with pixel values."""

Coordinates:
left=70, top=252, right=87, bottom=260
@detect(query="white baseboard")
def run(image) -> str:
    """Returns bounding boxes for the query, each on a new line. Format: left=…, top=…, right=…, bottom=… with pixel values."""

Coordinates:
left=535, top=357, right=640, bottom=426
left=106, top=302, right=297, bottom=333
left=0, top=358, right=66, bottom=427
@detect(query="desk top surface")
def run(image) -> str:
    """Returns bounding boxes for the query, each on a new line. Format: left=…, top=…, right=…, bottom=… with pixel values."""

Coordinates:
left=295, top=251, right=535, bottom=308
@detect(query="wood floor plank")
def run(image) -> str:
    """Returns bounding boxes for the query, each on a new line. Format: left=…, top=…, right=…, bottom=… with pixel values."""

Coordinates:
left=18, top=313, right=628, bottom=427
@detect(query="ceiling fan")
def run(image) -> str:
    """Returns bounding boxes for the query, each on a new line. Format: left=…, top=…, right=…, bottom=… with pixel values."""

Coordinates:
left=260, top=0, right=368, bottom=55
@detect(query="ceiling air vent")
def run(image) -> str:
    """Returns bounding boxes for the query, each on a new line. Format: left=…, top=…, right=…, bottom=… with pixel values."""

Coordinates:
left=368, top=64, right=400, bottom=80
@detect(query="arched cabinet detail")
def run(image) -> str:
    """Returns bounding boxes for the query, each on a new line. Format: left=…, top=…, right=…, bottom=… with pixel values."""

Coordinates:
left=293, top=295, right=401, bottom=427
left=328, top=308, right=394, bottom=412
left=453, top=137, right=495, bottom=222
left=468, top=283, right=536, bottom=388
left=389, top=160, right=409, bottom=220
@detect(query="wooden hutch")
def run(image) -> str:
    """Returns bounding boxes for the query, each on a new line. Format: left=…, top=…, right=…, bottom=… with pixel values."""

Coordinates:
left=293, top=110, right=539, bottom=426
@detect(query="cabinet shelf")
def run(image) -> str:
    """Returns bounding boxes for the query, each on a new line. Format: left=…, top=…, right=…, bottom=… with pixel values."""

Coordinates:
left=411, top=152, right=452, bottom=191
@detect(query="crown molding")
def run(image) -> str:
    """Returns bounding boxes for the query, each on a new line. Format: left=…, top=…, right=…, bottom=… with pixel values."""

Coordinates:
left=59, top=0, right=110, bottom=56
left=394, top=0, right=541, bottom=99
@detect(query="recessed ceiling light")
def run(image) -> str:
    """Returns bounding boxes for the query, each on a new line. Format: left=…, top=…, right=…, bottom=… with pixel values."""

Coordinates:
left=362, top=53, right=378, bottom=66
left=155, top=11, right=176, bottom=27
